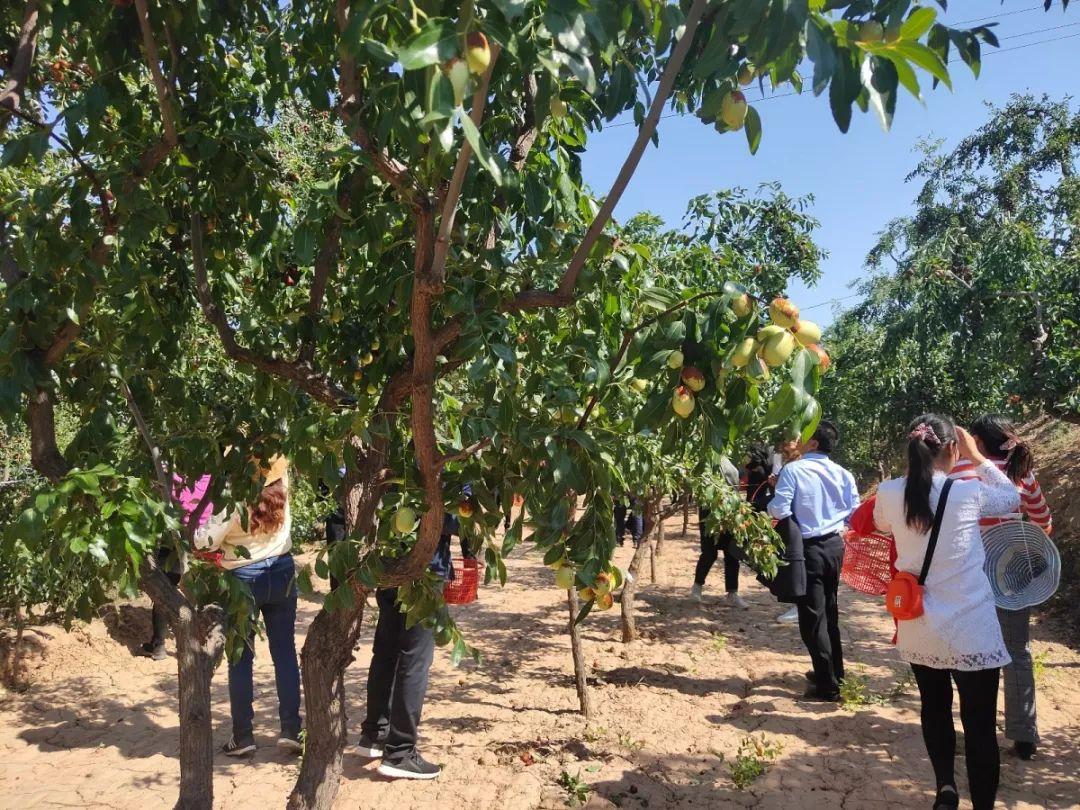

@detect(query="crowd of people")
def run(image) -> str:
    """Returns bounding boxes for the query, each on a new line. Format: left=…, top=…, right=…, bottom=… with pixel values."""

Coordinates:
left=139, top=410, right=1053, bottom=805
left=690, top=414, right=1053, bottom=810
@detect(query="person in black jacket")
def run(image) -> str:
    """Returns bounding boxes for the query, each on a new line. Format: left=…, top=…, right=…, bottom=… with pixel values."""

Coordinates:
left=691, top=456, right=746, bottom=608
left=355, top=507, right=458, bottom=781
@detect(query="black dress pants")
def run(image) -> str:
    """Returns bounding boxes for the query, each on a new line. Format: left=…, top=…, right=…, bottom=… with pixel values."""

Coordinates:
left=694, top=530, right=740, bottom=592
left=797, top=534, right=845, bottom=697
left=361, top=587, right=436, bottom=761
left=911, top=664, right=1001, bottom=810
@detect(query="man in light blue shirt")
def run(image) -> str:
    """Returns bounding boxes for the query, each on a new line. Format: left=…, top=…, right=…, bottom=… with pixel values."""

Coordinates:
left=767, top=420, right=859, bottom=701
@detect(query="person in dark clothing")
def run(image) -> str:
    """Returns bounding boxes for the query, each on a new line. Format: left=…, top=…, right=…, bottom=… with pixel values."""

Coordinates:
left=745, top=444, right=775, bottom=514
left=691, top=457, right=746, bottom=607
left=614, top=495, right=644, bottom=547
left=356, top=509, right=457, bottom=781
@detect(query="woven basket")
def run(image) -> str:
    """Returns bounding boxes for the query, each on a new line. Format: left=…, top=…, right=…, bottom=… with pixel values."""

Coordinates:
left=841, top=531, right=895, bottom=596
left=443, top=558, right=481, bottom=605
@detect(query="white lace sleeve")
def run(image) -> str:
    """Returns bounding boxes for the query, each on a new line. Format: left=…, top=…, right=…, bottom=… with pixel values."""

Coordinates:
left=975, top=461, right=1021, bottom=518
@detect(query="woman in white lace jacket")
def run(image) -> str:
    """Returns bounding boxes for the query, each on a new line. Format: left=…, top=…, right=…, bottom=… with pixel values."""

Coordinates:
left=874, top=414, right=1018, bottom=810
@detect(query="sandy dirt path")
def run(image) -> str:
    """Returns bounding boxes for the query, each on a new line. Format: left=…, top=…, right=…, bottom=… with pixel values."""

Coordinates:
left=1, top=511, right=1078, bottom=809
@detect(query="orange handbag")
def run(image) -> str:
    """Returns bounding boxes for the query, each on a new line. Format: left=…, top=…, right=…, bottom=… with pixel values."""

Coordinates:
left=886, top=479, right=952, bottom=621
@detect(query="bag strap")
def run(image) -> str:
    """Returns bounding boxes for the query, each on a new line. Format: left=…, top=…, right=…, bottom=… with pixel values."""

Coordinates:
left=917, top=478, right=954, bottom=586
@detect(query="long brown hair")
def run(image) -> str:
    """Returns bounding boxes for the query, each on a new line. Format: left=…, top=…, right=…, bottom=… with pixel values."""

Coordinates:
left=249, top=478, right=288, bottom=534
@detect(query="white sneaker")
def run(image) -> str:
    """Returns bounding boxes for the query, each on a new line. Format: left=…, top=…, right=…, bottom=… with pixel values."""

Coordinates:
left=690, top=584, right=703, bottom=602
left=776, top=606, right=799, bottom=623
left=726, top=592, right=748, bottom=610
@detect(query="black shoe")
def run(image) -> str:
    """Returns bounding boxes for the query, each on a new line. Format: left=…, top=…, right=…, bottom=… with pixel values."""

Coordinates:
left=377, top=751, right=441, bottom=780
left=222, top=735, right=257, bottom=757
left=138, top=642, right=167, bottom=661
left=277, top=729, right=303, bottom=754
left=356, top=733, right=385, bottom=759
left=1013, top=740, right=1037, bottom=760
left=933, top=785, right=959, bottom=809
left=800, top=686, right=840, bottom=703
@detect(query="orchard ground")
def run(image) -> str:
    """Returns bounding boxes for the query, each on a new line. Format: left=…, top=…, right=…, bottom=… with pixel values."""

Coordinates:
left=2, top=468, right=1080, bottom=809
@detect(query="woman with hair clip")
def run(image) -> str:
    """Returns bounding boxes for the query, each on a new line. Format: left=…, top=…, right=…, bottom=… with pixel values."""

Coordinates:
left=951, top=415, right=1053, bottom=761
left=195, top=455, right=302, bottom=757
left=873, top=414, right=1019, bottom=810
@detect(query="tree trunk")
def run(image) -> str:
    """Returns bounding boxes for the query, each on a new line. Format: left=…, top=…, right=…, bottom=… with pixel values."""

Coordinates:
left=652, top=504, right=667, bottom=580
left=288, top=587, right=367, bottom=810
left=566, top=588, right=592, bottom=719
left=681, top=493, right=690, bottom=536
left=621, top=497, right=659, bottom=642
left=173, top=607, right=224, bottom=810
left=620, top=536, right=652, bottom=643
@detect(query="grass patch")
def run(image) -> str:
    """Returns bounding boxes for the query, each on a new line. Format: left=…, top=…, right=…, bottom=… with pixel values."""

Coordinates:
left=557, top=770, right=591, bottom=807
left=728, top=735, right=783, bottom=790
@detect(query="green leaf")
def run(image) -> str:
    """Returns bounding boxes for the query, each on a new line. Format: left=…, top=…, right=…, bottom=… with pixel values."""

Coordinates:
left=640, top=286, right=681, bottom=311
left=763, top=383, right=798, bottom=428
left=861, top=55, right=898, bottom=132
left=885, top=53, right=922, bottom=101
left=491, top=0, right=527, bottom=20
left=744, top=105, right=762, bottom=154
left=459, top=113, right=504, bottom=186
left=805, top=20, right=837, bottom=95
left=892, top=41, right=951, bottom=89
left=397, top=18, right=458, bottom=71
left=900, top=7, right=937, bottom=41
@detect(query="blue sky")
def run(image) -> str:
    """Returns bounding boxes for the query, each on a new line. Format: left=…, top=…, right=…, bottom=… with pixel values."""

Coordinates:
left=581, top=0, right=1079, bottom=326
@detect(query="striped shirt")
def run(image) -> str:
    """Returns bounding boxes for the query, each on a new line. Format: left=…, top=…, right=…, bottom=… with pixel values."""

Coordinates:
left=950, top=458, right=1053, bottom=534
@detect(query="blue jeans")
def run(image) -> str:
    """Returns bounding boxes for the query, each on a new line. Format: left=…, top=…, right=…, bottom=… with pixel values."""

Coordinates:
left=227, top=554, right=302, bottom=739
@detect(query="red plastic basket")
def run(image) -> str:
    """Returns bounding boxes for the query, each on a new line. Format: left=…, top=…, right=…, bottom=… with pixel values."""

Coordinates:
left=443, top=558, right=481, bottom=605
left=841, top=531, right=896, bottom=596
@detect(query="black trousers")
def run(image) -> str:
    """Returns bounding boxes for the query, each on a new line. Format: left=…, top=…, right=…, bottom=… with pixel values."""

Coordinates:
left=797, top=534, right=845, bottom=697
left=614, top=503, right=643, bottom=546
left=695, top=530, right=740, bottom=592
left=149, top=548, right=182, bottom=647
left=361, top=587, right=436, bottom=761
left=911, top=664, right=1001, bottom=810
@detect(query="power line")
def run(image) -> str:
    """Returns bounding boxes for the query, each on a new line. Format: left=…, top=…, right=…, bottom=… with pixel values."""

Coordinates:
left=952, top=3, right=1048, bottom=26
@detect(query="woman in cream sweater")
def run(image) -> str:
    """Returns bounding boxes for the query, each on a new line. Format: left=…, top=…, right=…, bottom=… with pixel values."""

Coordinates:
left=195, top=455, right=301, bottom=757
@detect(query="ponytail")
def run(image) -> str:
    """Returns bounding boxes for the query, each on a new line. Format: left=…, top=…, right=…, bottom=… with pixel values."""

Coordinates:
left=1005, top=442, right=1034, bottom=484
left=903, top=413, right=956, bottom=532
left=970, top=414, right=1033, bottom=484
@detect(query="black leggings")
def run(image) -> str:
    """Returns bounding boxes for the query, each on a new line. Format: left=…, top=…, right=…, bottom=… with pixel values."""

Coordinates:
left=911, top=664, right=1001, bottom=810
left=694, top=531, right=739, bottom=592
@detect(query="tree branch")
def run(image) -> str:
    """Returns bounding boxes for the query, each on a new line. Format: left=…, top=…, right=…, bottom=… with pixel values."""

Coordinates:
left=577, top=289, right=725, bottom=429
left=428, top=45, right=501, bottom=288
left=298, top=173, right=364, bottom=364
left=436, top=437, right=492, bottom=471
left=133, top=0, right=178, bottom=147
left=3, top=106, right=116, bottom=229
left=190, top=212, right=354, bottom=406
left=118, top=375, right=173, bottom=502
left=0, top=0, right=40, bottom=134
left=335, top=0, right=425, bottom=206
left=554, top=0, right=709, bottom=299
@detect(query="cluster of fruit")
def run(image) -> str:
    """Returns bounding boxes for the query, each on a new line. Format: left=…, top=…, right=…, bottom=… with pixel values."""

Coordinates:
left=728, top=297, right=830, bottom=378
left=549, top=558, right=623, bottom=610
left=655, top=294, right=830, bottom=420
left=443, top=31, right=492, bottom=106
left=718, top=61, right=757, bottom=131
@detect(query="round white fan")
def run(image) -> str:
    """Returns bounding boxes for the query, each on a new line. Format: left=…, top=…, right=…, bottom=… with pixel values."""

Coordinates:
left=982, top=522, right=1060, bottom=611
